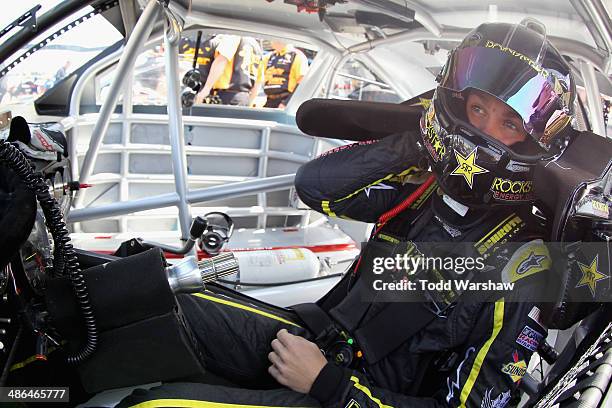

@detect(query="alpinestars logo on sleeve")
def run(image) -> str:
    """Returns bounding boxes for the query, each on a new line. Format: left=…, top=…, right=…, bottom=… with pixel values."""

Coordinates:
left=516, top=251, right=546, bottom=275
left=451, top=148, right=489, bottom=189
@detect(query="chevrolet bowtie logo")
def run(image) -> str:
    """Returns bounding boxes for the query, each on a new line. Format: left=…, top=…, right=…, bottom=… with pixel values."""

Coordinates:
left=450, top=148, right=488, bottom=189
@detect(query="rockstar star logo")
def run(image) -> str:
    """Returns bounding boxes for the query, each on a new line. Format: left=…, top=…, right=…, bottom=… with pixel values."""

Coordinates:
left=433, top=139, right=443, bottom=153
left=450, top=148, right=489, bottom=189
left=576, top=255, right=608, bottom=297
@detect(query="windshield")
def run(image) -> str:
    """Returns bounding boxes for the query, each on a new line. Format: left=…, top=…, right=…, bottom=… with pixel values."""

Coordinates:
left=0, top=1, right=122, bottom=111
left=0, top=0, right=65, bottom=48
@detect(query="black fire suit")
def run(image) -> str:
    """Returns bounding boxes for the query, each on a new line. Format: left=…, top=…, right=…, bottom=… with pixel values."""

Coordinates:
left=119, top=131, right=551, bottom=408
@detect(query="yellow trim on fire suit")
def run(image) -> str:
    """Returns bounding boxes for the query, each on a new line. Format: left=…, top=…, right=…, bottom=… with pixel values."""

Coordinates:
left=458, top=299, right=505, bottom=408
left=335, top=166, right=421, bottom=203
left=192, top=292, right=301, bottom=328
left=320, top=166, right=423, bottom=218
left=321, top=200, right=337, bottom=217
left=349, top=376, right=394, bottom=408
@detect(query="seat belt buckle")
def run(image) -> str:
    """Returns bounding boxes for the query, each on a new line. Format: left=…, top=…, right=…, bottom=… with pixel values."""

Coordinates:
left=316, top=327, right=361, bottom=368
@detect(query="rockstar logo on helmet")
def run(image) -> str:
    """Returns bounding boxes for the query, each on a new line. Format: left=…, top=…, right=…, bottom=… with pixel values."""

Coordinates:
left=450, top=148, right=489, bottom=189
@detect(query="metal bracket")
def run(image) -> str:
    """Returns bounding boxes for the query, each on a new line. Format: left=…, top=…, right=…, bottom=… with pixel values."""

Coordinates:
left=0, top=5, right=41, bottom=40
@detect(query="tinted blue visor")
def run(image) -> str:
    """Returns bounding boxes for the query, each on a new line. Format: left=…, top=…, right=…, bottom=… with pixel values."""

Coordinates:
left=439, top=46, right=571, bottom=146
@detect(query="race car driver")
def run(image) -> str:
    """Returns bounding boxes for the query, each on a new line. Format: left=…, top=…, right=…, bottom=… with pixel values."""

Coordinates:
left=119, top=20, right=575, bottom=408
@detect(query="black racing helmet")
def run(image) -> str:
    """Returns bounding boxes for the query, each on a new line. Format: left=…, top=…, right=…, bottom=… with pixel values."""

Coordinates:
left=420, top=19, right=576, bottom=207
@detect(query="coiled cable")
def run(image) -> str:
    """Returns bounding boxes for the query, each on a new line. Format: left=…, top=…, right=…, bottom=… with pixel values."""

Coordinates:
left=0, top=140, right=97, bottom=363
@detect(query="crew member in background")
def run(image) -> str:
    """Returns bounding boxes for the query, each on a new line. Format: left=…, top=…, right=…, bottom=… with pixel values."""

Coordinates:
left=257, top=40, right=309, bottom=108
left=194, top=34, right=262, bottom=106
left=180, top=34, right=217, bottom=82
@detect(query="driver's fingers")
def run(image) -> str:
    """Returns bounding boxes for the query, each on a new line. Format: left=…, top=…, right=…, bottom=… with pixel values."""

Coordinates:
left=271, top=338, right=289, bottom=361
left=276, top=329, right=294, bottom=345
left=268, top=351, right=283, bottom=367
left=268, top=364, right=286, bottom=385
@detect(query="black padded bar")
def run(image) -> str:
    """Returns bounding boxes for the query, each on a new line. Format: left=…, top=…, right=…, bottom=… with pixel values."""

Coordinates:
left=296, top=90, right=434, bottom=141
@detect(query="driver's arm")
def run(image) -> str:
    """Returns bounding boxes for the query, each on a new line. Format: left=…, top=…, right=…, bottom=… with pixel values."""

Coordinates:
left=294, top=131, right=428, bottom=223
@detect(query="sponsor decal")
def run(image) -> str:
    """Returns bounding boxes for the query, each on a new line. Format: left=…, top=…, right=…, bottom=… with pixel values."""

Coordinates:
left=33, top=129, right=55, bottom=151
left=490, top=177, right=535, bottom=202
left=481, top=387, right=511, bottom=408
left=450, top=148, right=489, bottom=189
left=484, top=40, right=549, bottom=78
left=345, top=399, right=361, bottom=408
left=528, top=306, right=546, bottom=329
left=422, top=106, right=446, bottom=162
left=576, top=254, right=608, bottom=297
left=476, top=214, right=525, bottom=255
left=517, top=251, right=546, bottom=275
left=500, top=240, right=550, bottom=283
left=447, top=347, right=476, bottom=403
left=515, top=325, right=544, bottom=352
left=592, top=200, right=610, bottom=218
left=501, top=351, right=527, bottom=383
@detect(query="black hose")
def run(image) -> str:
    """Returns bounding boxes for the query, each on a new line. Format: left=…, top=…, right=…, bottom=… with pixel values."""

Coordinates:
left=140, top=238, right=196, bottom=255
left=193, top=31, right=202, bottom=70
left=0, top=140, right=97, bottom=363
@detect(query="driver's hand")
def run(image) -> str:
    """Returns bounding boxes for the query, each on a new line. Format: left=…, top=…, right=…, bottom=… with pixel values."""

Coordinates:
left=268, top=329, right=327, bottom=394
